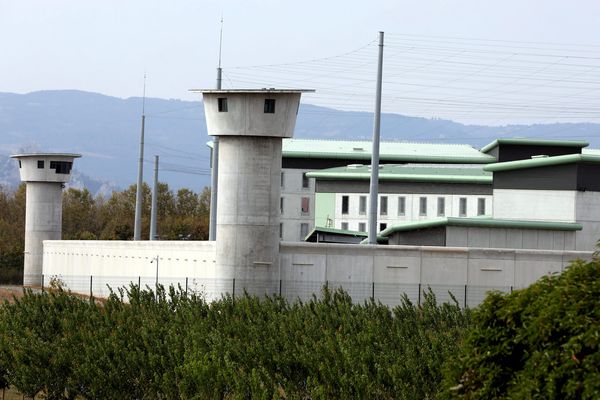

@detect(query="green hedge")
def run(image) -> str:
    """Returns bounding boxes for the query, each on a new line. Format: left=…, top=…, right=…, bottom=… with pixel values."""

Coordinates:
left=0, top=286, right=470, bottom=399
left=441, top=257, right=600, bottom=399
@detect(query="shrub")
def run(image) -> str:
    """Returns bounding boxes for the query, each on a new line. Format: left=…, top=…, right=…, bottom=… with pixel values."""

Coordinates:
left=0, top=285, right=470, bottom=399
left=441, top=257, right=600, bottom=399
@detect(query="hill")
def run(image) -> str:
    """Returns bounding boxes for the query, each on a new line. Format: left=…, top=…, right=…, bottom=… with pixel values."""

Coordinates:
left=1, top=90, right=599, bottom=192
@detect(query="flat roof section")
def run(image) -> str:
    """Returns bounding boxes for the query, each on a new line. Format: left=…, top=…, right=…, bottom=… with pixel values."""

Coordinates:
left=480, top=138, right=589, bottom=154
left=379, top=217, right=583, bottom=237
left=282, top=139, right=495, bottom=164
left=190, top=89, right=315, bottom=94
left=484, top=153, right=600, bottom=172
left=306, top=164, right=492, bottom=184
left=11, top=153, right=82, bottom=159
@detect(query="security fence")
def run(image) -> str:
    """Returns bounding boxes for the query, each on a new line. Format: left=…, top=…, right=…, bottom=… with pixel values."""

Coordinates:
left=23, top=274, right=514, bottom=308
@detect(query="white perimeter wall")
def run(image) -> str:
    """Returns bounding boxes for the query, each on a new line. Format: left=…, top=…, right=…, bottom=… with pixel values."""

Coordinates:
left=43, top=240, right=592, bottom=307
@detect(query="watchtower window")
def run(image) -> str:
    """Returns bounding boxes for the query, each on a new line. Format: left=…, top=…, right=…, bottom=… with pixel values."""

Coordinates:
left=217, top=98, right=228, bottom=112
left=50, top=161, right=73, bottom=174
left=264, top=99, right=276, bottom=113
left=37, top=160, right=44, bottom=169
left=18, top=160, right=22, bottom=168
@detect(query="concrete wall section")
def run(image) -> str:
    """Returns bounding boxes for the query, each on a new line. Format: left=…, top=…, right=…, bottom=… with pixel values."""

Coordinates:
left=43, top=240, right=218, bottom=298
left=493, top=189, right=577, bottom=222
left=203, top=92, right=301, bottom=138
left=216, top=136, right=282, bottom=294
left=24, top=182, right=63, bottom=286
left=575, top=191, right=600, bottom=251
left=43, top=241, right=593, bottom=307
left=446, top=226, right=577, bottom=250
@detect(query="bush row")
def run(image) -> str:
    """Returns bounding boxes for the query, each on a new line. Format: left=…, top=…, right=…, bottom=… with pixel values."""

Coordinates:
left=0, top=285, right=470, bottom=399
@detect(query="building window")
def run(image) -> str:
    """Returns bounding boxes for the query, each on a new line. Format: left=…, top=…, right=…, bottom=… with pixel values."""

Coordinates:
left=302, top=172, right=309, bottom=189
left=359, top=196, right=367, bottom=215
left=478, top=198, right=486, bottom=216
left=437, top=197, right=445, bottom=216
left=280, top=172, right=284, bottom=188
left=301, top=197, right=309, bottom=214
left=380, top=196, right=388, bottom=216
left=217, top=98, right=228, bottom=112
left=341, top=222, right=348, bottom=230
left=300, top=223, right=309, bottom=239
left=341, top=195, right=349, bottom=215
left=459, top=197, right=467, bottom=217
left=379, top=223, right=387, bottom=231
left=37, top=160, right=44, bottom=169
left=398, top=196, right=406, bottom=216
left=358, top=222, right=366, bottom=232
left=279, top=223, right=283, bottom=239
left=18, top=160, right=22, bottom=168
left=280, top=197, right=284, bottom=214
left=419, top=197, right=427, bottom=216
left=264, top=99, right=276, bottom=113
left=50, top=161, right=73, bottom=174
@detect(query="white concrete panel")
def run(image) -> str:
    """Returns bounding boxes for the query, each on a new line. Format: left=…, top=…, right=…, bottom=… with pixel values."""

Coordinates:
left=514, top=250, right=563, bottom=288
left=467, top=249, right=515, bottom=287
left=467, top=228, right=491, bottom=248
left=493, top=189, right=577, bottom=222
left=420, top=248, right=468, bottom=285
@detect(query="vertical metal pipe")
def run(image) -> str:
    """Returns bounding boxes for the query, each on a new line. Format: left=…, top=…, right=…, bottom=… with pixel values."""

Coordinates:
left=210, top=18, right=224, bottom=241
left=209, top=65, right=222, bottom=241
left=134, top=114, right=145, bottom=240
left=368, top=31, right=384, bottom=245
left=150, top=155, right=159, bottom=240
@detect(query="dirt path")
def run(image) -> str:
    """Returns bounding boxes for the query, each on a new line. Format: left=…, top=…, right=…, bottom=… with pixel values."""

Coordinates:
left=0, top=286, right=41, bottom=303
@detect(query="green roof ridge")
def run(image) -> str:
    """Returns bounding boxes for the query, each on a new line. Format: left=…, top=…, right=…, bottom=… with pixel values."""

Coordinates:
left=481, top=138, right=589, bottom=153
left=304, top=226, right=368, bottom=241
left=379, top=217, right=583, bottom=237
left=307, top=165, right=492, bottom=184
left=484, top=153, right=600, bottom=172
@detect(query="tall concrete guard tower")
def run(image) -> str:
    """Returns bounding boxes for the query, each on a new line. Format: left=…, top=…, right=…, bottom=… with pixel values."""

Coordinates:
left=11, top=153, right=81, bottom=286
left=199, top=89, right=312, bottom=294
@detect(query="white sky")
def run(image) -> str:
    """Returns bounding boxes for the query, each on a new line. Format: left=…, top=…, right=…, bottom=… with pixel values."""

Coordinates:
left=3, top=0, right=600, bottom=125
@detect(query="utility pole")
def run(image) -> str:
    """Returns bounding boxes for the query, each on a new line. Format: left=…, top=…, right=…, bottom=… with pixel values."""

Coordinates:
left=149, top=155, right=159, bottom=240
left=134, top=74, right=147, bottom=241
left=209, top=16, right=224, bottom=241
left=368, top=31, right=384, bottom=245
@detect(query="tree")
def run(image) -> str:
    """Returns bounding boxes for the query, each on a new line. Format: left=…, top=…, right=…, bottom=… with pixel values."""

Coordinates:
left=62, top=188, right=100, bottom=239
left=442, top=256, right=600, bottom=399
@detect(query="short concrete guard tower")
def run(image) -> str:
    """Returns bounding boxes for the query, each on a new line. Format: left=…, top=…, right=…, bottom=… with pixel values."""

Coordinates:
left=10, top=153, right=81, bottom=286
left=200, top=89, right=312, bottom=294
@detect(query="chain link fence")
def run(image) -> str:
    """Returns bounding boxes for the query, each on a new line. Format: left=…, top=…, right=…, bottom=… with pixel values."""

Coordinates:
left=21, top=274, right=514, bottom=308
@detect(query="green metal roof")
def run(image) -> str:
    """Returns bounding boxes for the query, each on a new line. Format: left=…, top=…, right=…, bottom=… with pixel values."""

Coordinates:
left=480, top=138, right=589, bottom=154
left=306, top=164, right=492, bottom=184
left=484, top=153, right=600, bottom=172
left=379, top=217, right=583, bottom=237
left=282, top=139, right=495, bottom=164
left=304, top=226, right=368, bottom=241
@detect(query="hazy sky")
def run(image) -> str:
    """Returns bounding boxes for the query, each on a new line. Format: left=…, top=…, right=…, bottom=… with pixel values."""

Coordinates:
left=3, top=0, right=600, bottom=124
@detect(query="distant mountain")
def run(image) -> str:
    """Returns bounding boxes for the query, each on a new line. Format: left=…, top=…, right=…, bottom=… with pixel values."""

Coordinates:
left=1, top=90, right=599, bottom=192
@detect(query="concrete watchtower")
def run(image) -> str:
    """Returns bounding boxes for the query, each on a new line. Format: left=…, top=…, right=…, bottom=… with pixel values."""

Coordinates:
left=200, top=89, right=312, bottom=294
left=10, top=153, right=81, bottom=286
